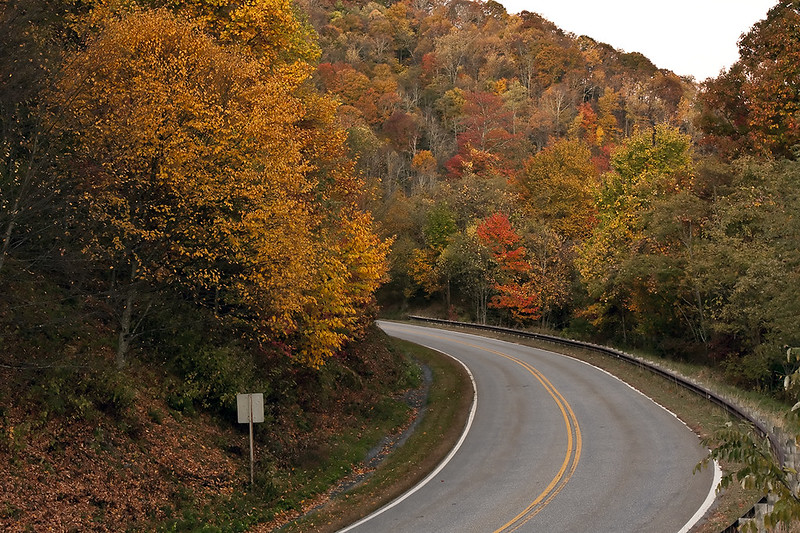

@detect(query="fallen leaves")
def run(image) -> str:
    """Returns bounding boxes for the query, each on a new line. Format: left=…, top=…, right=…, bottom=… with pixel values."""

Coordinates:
left=0, top=394, right=239, bottom=531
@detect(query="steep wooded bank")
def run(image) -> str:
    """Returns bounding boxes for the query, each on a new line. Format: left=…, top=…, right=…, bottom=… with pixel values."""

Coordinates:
left=1, top=0, right=390, bottom=370
left=0, top=264, right=422, bottom=529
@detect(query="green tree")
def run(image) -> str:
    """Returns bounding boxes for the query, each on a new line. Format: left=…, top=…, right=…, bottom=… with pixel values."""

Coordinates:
left=519, top=222, right=574, bottom=329
left=442, top=225, right=494, bottom=323
left=578, top=125, right=695, bottom=344
left=699, top=158, right=800, bottom=381
left=409, top=202, right=457, bottom=305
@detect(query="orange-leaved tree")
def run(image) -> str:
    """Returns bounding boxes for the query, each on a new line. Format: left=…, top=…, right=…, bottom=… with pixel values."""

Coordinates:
left=517, top=138, right=598, bottom=241
left=697, top=1, right=800, bottom=159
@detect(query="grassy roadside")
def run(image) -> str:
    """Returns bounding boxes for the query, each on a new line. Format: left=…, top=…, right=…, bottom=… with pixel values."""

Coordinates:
left=411, top=322, right=769, bottom=532
left=278, top=338, right=473, bottom=532
left=149, top=329, right=441, bottom=533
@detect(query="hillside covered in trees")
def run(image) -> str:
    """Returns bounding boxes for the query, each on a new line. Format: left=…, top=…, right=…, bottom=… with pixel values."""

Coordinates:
left=2, top=0, right=800, bottom=529
left=299, top=0, right=800, bottom=391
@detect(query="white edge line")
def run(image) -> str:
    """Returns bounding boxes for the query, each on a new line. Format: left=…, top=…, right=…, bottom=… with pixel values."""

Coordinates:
left=678, top=459, right=723, bottom=533
left=337, top=341, right=478, bottom=533
left=540, top=351, right=724, bottom=533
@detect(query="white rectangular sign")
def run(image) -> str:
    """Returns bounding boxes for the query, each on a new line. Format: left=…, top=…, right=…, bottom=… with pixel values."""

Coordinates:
left=237, top=393, right=264, bottom=424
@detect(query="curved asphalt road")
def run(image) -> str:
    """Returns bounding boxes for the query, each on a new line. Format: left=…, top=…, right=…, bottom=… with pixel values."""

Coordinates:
left=342, top=322, right=717, bottom=533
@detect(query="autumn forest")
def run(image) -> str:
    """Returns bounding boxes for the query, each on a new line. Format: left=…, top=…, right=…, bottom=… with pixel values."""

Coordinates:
left=310, top=0, right=800, bottom=388
left=1, top=0, right=800, bottom=529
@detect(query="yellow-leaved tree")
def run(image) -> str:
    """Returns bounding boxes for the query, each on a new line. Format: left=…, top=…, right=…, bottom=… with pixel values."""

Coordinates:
left=53, top=6, right=388, bottom=367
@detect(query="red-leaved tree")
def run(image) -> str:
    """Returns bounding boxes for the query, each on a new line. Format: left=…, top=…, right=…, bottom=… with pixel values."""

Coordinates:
left=476, top=213, right=540, bottom=322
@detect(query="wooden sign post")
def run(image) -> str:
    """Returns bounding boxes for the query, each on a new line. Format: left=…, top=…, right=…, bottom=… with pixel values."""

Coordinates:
left=237, top=393, right=264, bottom=485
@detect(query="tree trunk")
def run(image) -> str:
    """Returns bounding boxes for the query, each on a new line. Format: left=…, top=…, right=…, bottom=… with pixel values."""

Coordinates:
left=621, top=310, right=628, bottom=345
left=0, top=207, right=18, bottom=275
left=0, top=137, right=40, bottom=277
left=693, top=284, right=709, bottom=345
left=116, top=260, right=138, bottom=369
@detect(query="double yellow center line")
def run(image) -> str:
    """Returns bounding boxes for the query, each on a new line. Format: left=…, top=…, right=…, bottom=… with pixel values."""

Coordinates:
left=489, top=347, right=582, bottom=532
left=409, top=329, right=582, bottom=532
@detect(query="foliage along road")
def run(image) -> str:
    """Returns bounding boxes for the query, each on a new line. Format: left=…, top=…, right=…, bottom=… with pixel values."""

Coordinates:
left=342, top=322, right=719, bottom=532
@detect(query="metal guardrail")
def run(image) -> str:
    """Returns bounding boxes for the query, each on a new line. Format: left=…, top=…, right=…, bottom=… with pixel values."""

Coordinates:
left=408, top=315, right=785, bottom=468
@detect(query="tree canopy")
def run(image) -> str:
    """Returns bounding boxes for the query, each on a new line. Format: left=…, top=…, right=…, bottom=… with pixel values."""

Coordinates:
left=3, top=0, right=390, bottom=368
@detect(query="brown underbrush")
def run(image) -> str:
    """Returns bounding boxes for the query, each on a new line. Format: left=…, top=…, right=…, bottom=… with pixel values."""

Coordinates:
left=0, top=264, right=424, bottom=531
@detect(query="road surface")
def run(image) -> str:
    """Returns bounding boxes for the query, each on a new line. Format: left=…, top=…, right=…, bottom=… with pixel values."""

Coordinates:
left=342, top=321, right=718, bottom=533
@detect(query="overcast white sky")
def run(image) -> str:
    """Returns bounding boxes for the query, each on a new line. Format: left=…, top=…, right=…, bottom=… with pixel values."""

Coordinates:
left=497, top=0, right=778, bottom=81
